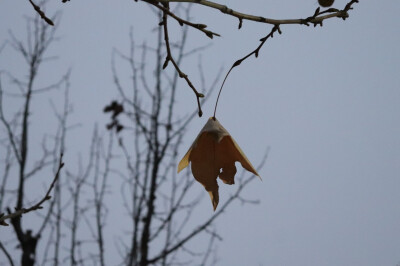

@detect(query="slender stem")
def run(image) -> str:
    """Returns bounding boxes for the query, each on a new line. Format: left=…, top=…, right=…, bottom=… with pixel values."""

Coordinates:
left=28, top=0, right=54, bottom=26
left=160, top=3, right=204, bottom=117
left=213, top=24, right=280, bottom=119
left=212, top=67, right=233, bottom=119
left=0, top=241, right=15, bottom=266
left=0, top=154, right=64, bottom=226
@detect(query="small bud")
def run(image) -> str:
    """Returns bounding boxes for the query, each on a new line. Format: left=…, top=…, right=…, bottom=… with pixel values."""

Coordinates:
left=314, top=7, right=321, bottom=17
left=238, top=18, right=243, bottom=29
left=206, top=32, right=214, bottom=39
left=162, top=58, right=169, bottom=69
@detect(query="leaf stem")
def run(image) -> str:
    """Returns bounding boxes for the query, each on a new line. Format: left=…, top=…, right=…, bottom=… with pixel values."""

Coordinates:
left=212, top=67, right=233, bottom=119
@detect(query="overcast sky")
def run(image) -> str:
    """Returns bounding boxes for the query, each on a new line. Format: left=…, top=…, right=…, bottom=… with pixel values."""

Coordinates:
left=1, top=1, right=400, bottom=265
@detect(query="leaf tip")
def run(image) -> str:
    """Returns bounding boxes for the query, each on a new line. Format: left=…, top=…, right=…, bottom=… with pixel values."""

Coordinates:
left=209, top=191, right=219, bottom=211
left=177, top=148, right=191, bottom=173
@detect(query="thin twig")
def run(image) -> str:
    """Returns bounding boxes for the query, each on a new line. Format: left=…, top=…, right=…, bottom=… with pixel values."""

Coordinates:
left=154, top=0, right=357, bottom=26
left=0, top=154, right=64, bottom=226
left=161, top=4, right=204, bottom=116
left=0, top=78, right=22, bottom=163
left=0, top=241, right=15, bottom=266
left=144, top=0, right=220, bottom=39
left=28, top=0, right=54, bottom=26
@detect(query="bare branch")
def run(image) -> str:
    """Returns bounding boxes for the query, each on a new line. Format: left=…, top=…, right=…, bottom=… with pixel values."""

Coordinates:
left=28, top=0, right=54, bottom=26
left=143, top=0, right=220, bottom=39
left=0, top=241, right=15, bottom=266
left=153, top=0, right=357, bottom=26
left=161, top=4, right=204, bottom=117
left=0, top=77, right=22, bottom=163
left=92, top=130, right=114, bottom=266
left=37, top=73, right=71, bottom=237
left=0, top=154, right=64, bottom=226
left=0, top=143, right=14, bottom=211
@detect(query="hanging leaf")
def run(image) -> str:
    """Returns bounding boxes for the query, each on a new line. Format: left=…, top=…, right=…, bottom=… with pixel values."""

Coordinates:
left=178, top=117, right=260, bottom=211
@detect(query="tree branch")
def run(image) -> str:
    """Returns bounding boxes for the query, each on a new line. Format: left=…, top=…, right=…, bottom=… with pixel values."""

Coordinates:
left=28, top=0, right=54, bottom=26
left=0, top=78, right=22, bottom=163
left=0, top=241, right=15, bottom=266
left=154, top=0, right=357, bottom=26
left=0, top=154, right=64, bottom=226
left=144, top=0, right=220, bottom=39
left=161, top=5, right=204, bottom=117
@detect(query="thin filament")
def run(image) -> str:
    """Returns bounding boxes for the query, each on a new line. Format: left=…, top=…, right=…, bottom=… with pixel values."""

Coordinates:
left=213, top=67, right=234, bottom=119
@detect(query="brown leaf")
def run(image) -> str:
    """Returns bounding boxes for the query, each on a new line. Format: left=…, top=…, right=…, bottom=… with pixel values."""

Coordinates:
left=178, top=117, right=260, bottom=211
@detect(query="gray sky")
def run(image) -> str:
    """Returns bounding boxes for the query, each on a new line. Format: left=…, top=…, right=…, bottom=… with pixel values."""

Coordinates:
left=1, top=1, right=400, bottom=265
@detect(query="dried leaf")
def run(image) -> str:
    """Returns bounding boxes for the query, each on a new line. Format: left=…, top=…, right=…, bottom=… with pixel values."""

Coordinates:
left=178, top=117, right=260, bottom=211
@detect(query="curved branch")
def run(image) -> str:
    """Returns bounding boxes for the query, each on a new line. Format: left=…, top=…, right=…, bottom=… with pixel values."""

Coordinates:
left=0, top=241, right=14, bottom=266
left=154, top=0, right=357, bottom=26
left=0, top=154, right=64, bottom=226
left=144, top=0, right=220, bottom=39
left=161, top=4, right=204, bottom=117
